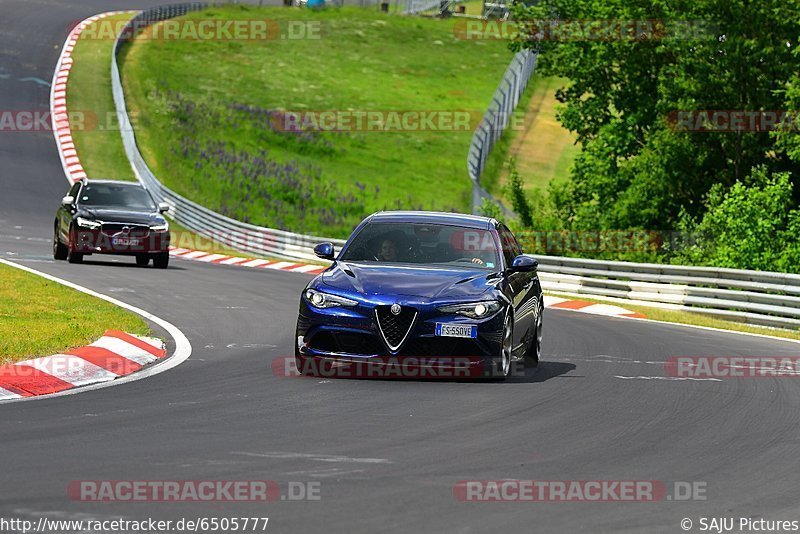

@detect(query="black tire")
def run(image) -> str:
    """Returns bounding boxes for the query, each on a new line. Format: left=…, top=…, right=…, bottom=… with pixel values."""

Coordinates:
left=152, top=252, right=169, bottom=269
left=67, top=250, right=83, bottom=264
left=525, top=302, right=543, bottom=368
left=53, top=226, right=68, bottom=260
left=135, top=254, right=150, bottom=267
left=490, top=311, right=513, bottom=380
left=65, top=225, right=83, bottom=263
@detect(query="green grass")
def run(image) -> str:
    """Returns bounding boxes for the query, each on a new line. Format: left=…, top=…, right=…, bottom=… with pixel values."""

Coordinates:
left=118, top=6, right=513, bottom=237
left=69, top=13, right=138, bottom=182
left=482, top=76, right=580, bottom=203
left=546, top=292, right=800, bottom=342
left=0, top=263, right=150, bottom=363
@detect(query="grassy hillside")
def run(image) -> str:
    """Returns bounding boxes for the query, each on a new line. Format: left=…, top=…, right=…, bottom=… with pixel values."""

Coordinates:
left=119, top=6, right=513, bottom=237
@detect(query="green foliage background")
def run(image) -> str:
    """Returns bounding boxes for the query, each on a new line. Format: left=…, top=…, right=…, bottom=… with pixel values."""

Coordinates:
left=505, top=0, right=800, bottom=272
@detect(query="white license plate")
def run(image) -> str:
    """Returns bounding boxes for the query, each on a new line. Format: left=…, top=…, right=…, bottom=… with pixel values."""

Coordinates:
left=435, top=323, right=478, bottom=339
left=112, top=238, right=139, bottom=246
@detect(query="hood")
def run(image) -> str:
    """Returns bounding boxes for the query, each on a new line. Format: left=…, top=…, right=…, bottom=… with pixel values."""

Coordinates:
left=78, top=206, right=164, bottom=226
left=321, top=262, right=497, bottom=300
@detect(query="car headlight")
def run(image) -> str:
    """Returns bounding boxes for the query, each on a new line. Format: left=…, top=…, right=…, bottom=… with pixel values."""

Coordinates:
left=437, top=300, right=502, bottom=319
left=305, top=288, right=358, bottom=309
left=76, top=216, right=101, bottom=229
left=150, top=222, right=169, bottom=232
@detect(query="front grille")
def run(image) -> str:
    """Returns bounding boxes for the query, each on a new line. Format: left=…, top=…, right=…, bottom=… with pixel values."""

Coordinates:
left=308, top=331, right=383, bottom=356
left=101, top=223, right=150, bottom=238
left=336, top=332, right=383, bottom=355
left=375, top=306, right=417, bottom=351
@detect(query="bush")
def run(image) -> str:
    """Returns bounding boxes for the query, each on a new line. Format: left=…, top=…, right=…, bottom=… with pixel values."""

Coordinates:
left=676, top=167, right=800, bottom=272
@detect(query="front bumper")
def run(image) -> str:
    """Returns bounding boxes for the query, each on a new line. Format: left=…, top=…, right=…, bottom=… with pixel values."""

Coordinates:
left=72, top=228, right=170, bottom=255
left=295, top=297, right=506, bottom=378
left=294, top=352, right=489, bottom=379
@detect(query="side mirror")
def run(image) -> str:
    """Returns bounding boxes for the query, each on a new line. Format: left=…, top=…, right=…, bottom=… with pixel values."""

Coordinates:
left=158, top=202, right=170, bottom=214
left=61, top=195, right=75, bottom=207
left=313, top=242, right=335, bottom=260
left=510, top=255, right=538, bottom=272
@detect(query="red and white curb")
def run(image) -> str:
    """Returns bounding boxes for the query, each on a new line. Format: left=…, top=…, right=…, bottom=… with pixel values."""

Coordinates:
left=0, top=330, right=165, bottom=400
left=168, top=247, right=328, bottom=275
left=544, top=295, right=645, bottom=319
left=51, top=11, right=128, bottom=184
left=0, top=259, right=191, bottom=403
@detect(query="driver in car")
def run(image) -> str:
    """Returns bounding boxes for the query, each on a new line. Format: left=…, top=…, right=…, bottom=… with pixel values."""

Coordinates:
left=378, top=238, right=399, bottom=262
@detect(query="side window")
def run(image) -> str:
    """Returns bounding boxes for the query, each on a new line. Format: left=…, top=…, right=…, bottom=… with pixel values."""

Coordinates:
left=68, top=182, right=80, bottom=198
left=498, top=224, right=521, bottom=266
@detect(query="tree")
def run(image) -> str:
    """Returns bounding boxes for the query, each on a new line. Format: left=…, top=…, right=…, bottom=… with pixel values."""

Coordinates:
left=509, top=0, right=800, bottom=244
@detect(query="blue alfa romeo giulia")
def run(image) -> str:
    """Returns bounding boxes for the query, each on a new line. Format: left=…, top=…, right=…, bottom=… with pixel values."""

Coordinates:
left=295, top=211, right=543, bottom=379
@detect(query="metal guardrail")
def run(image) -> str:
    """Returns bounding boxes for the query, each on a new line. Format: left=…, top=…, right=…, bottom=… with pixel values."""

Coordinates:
left=535, top=255, right=800, bottom=330
left=467, top=49, right=538, bottom=214
left=111, top=3, right=346, bottom=262
left=307, top=0, right=441, bottom=14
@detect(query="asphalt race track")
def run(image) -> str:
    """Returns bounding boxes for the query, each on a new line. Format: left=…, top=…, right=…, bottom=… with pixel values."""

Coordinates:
left=3, top=2, right=800, bottom=533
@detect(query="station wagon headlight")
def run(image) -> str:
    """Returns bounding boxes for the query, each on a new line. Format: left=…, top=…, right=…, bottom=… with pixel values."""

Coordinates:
left=305, top=288, right=358, bottom=309
left=150, top=222, right=169, bottom=232
left=438, top=300, right=501, bottom=318
left=76, top=216, right=101, bottom=229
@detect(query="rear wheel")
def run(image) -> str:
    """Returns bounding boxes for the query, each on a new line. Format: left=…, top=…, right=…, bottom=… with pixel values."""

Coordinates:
left=53, top=226, right=67, bottom=260
left=135, top=254, right=150, bottom=267
left=152, top=252, right=169, bottom=269
left=526, top=302, right=543, bottom=368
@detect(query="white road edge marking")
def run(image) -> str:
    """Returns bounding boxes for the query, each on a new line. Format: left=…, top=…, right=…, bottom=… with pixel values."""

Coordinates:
left=0, top=258, right=192, bottom=403
left=232, top=451, right=392, bottom=464
left=615, top=376, right=723, bottom=382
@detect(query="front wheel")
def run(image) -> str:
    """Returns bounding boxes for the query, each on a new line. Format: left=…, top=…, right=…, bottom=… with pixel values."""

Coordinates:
left=152, top=252, right=169, bottom=269
left=491, top=311, right=513, bottom=380
left=66, top=225, right=83, bottom=263
left=53, top=226, right=68, bottom=260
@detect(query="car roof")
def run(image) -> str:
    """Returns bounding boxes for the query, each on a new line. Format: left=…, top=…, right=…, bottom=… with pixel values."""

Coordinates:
left=82, top=180, right=145, bottom=187
left=368, top=211, right=495, bottom=230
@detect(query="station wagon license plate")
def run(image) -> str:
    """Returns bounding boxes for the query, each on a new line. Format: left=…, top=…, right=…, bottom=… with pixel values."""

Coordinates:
left=435, top=323, right=477, bottom=339
left=112, top=238, right=138, bottom=246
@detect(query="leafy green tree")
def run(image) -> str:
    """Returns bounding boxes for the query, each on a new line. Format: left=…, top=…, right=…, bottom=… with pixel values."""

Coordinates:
left=509, top=0, right=800, bottom=244
left=676, top=167, right=800, bottom=272
left=505, top=160, right=534, bottom=227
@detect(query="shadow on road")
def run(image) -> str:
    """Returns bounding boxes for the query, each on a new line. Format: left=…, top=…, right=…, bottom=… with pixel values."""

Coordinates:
left=505, top=360, right=578, bottom=384
left=78, top=258, right=188, bottom=271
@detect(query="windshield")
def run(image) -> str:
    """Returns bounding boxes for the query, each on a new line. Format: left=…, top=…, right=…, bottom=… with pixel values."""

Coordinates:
left=78, top=183, right=156, bottom=210
left=340, top=222, right=500, bottom=269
